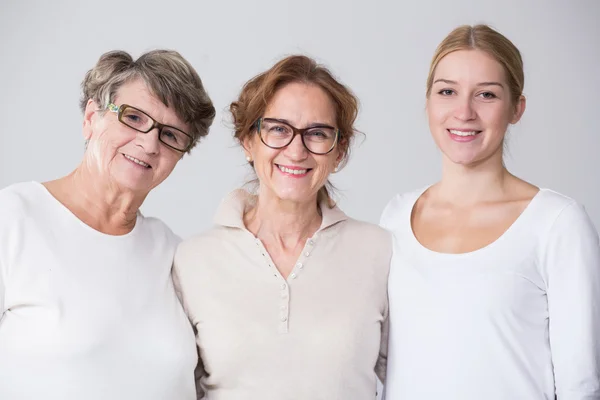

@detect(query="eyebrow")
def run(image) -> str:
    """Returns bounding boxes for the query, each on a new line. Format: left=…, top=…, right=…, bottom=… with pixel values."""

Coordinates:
left=129, top=104, right=188, bottom=132
left=266, top=117, right=336, bottom=129
left=433, top=79, right=504, bottom=88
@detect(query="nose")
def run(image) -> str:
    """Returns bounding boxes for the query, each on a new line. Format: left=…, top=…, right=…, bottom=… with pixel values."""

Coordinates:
left=136, top=128, right=160, bottom=155
left=453, top=96, right=477, bottom=121
left=283, top=133, right=308, bottom=160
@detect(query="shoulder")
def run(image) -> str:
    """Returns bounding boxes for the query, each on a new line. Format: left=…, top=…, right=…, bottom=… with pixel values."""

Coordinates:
left=338, top=217, right=393, bottom=260
left=379, top=186, right=430, bottom=231
left=534, top=189, right=593, bottom=229
left=136, top=213, right=182, bottom=249
left=173, top=225, right=233, bottom=270
left=534, top=188, right=598, bottom=242
left=0, top=182, right=42, bottom=221
left=535, top=188, right=578, bottom=212
left=343, top=217, right=391, bottom=242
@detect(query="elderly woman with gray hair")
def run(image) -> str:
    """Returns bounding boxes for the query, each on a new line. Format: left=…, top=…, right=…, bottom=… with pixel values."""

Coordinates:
left=0, top=49, right=215, bottom=400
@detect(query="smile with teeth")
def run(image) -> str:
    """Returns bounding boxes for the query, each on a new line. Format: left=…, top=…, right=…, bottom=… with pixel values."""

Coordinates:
left=277, top=165, right=310, bottom=175
left=448, top=129, right=481, bottom=137
left=124, top=154, right=151, bottom=168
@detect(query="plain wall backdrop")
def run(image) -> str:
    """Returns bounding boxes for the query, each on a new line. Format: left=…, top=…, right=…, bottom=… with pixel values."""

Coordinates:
left=1, top=0, right=599, bottom=239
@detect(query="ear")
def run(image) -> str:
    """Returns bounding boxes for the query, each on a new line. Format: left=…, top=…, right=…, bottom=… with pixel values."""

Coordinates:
left=82, top=99, right=100, bottom=140
left=510, top=95, right=526, bottom=124
left=241, top=134, right=255, bottom=161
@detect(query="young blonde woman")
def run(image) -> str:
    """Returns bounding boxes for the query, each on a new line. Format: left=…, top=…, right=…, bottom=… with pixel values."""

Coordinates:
left=382, top=25, right=600, bottom=400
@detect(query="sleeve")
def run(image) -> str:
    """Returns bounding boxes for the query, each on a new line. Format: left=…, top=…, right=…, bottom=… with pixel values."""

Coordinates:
left=540, top=202, right=600, bottom=399
left=375, top=304, right=389, bottom=384
left=172, top=246, right=207, bottom=400
left=0, top=261, right=5, bottom=320
left=375, top=228, right=393, bottom=386
left=0, top=193, right=17, bottom=322
left=379, top=195, right=397, bottom=231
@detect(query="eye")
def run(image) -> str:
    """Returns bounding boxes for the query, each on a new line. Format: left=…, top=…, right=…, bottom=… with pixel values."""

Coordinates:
left=125, top=114, right=141, bottom=122
left=306, top=129, right=326, bottom=138
left=479, top=91, right=497, bottom=99
left=267, top=124, right=291, bottom=135
left=162, top=129, right=179, bottom=143
left=438, top=89, right=454, bottom=96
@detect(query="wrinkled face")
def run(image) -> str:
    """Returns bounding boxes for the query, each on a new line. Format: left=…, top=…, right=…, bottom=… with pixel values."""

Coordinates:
left=82, top=79, right=187, bottom=195
left=427, top=49, right=525, bottom=167
left=244, top=82, right=341, bottom=204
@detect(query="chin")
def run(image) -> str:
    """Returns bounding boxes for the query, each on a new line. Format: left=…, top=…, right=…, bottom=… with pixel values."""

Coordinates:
left=112, top=174, right=153, bottom=193
left=271, top=187, right=316, bottom=204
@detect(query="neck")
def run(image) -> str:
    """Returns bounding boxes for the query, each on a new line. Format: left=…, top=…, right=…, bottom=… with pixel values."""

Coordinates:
left=50, top=162, right=146, bottom=234
left=437, top=151, right=512, bottom=205
left=245, top=189, right=322, bottom=247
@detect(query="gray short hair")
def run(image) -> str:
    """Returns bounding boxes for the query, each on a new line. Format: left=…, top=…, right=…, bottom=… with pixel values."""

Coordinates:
left=80, top=49, right=215, bottom=151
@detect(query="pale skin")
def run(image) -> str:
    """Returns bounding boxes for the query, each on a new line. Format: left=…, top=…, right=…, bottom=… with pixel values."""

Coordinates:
left=243, top=82, right=342, bottom=278
left=43, top=79, right=186, bottom=236
left=413, top=49, right=540, bottom=254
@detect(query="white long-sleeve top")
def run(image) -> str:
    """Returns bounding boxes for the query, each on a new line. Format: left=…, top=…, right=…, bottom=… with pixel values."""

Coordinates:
left=381, top=187, right=600, bottom=400
left=0, top=182, right=198, bottom=400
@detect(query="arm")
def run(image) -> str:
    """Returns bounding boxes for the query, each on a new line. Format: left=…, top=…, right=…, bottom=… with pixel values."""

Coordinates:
left=172, top=255, right=207, bottom=399
left=541, top=202, right=600, bottom=399
left=0, top=261, right=5, bottom=321
left=375, top=305, right=389, bottom=394
left=375, top=227, right=393, bottom=396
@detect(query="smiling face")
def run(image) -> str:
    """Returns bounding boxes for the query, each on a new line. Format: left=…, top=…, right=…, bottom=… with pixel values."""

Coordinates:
left=82, top=78, right=186, bottom=195
left=244, top=82, right=341, bottom=204
left=427, top=49, right=525, bottom=167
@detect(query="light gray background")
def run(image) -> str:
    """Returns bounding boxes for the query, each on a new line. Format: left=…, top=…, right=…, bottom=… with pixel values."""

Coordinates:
left=1, top=0, right=599, bottom=239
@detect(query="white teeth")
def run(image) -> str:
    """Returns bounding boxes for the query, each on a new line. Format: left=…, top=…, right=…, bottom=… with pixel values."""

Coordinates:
left=278, top=165, right=307, bottom=175
left=124, top=154, right=150, bottom=168
left=449, top=130, right=479, bottom=137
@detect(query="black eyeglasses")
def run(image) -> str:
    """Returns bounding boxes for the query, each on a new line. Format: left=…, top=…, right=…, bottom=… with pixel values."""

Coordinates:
left=256, top=118, right=339, bottom=155
left=108, top=103, right=193, bottom=152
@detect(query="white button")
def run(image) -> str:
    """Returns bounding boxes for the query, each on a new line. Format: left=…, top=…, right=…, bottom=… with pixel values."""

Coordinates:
left=281, top=316, right=287, bottom=322
left=280, top=283, right=287, bottom=289
left=290, top=273, right=297, bottom=279
left=296, top=262, right=303, bottom=269
left=307, top=239, right=314, bottom=245
left=304, top=252, right=310, bottom=257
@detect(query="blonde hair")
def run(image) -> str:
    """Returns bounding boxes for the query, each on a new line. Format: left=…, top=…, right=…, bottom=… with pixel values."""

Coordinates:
left=426, top=24, right=524, bottom=105
left=80, top=49, right=215, bottom=150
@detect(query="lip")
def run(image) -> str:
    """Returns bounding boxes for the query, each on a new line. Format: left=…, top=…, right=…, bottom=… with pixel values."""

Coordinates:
left=276, top=164, right=312, bottom=178
left=447, top=128, right=482, bottom=143
left=123, top=154, right=152, bottom=169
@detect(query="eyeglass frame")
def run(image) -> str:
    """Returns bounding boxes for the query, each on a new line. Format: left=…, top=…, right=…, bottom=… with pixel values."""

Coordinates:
left=255, top=117, right=340, bottom=155
left=107, top=103, right=194, bottom=152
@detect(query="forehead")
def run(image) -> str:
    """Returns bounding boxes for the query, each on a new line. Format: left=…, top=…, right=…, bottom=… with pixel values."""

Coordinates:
left=264, top=82, right=336, bottom=125
left=114, top=79, right=189, bottom=131
left=434, top=49, right=507, bottom=84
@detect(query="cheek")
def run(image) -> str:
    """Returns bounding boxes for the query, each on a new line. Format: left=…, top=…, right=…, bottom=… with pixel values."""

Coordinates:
left=480, top=105, right=511, bottom=131
left=163, top=153, right=182, bottom=170
left=253, top=148, right=278, bottom=177
left=93, top=123, right=134, bottom=151
left=314, top=156, right=336, bottom=177
left=427, top=102, right=450, bottom=126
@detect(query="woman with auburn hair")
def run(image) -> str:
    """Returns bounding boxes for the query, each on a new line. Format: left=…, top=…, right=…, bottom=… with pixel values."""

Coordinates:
left=381, top=24, right=600, bottom=399
left=174, top=55, right=391, bottom=399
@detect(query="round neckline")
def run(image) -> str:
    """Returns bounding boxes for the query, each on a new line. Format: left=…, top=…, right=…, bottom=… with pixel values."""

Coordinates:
left=33, top=181, right=143, bottom=239
left=406, top=185, right=546, bottom=258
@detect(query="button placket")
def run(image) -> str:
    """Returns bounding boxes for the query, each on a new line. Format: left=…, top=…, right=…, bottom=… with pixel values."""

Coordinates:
left=279, top=282, right=290, bottom=333
left=252, top=234, right=320, bottom=334
left=287, top=234, right=318, bottom=281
